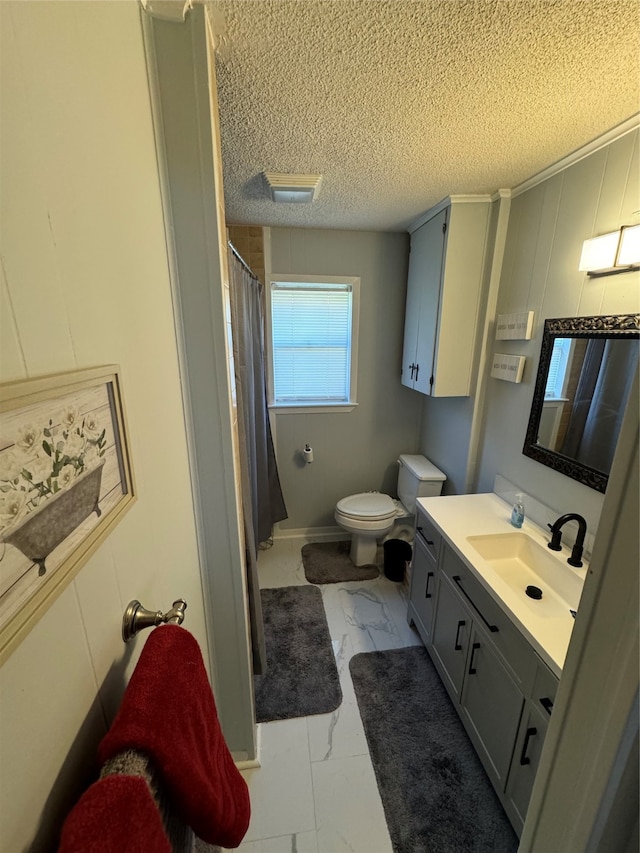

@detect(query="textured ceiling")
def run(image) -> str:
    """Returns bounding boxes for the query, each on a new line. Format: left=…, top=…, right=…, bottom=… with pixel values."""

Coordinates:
left=211, top=0, right=640, bottom=232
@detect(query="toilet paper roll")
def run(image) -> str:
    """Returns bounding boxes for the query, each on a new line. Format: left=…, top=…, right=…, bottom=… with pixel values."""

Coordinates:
left=303, top=446, right=314, bottom=463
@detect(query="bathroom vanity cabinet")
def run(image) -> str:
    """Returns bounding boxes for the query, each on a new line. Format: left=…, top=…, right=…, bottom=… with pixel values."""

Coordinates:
left=408, top=502, right=560, bottom=835
left=401, top=197, right=491, bottom=397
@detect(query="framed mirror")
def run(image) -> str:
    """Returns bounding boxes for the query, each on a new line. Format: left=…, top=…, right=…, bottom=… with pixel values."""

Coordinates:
left=523, top=314, right=639, bottom=492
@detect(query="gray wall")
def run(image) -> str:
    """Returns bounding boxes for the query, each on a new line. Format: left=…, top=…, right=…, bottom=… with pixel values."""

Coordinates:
left=270, top=228, right=424, bottom=530
left=420, top=395, right=475, bottom=494
left=475, top=129, right=640, bottom=531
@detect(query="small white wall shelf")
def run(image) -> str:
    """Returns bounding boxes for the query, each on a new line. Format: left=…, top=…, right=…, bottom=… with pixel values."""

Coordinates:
left=491, top=353, right=526, bottom=383
left=495, top=311, right=534, bottom=340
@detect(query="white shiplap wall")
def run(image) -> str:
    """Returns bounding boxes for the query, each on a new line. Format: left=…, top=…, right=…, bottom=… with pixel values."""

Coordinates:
left=475, top=129, right=640, bottom=531
left=0, top=4, right=208, bottom=850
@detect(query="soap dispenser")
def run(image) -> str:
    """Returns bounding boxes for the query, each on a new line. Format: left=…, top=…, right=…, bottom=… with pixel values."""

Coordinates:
left=511, top=493, right=525, bottom=528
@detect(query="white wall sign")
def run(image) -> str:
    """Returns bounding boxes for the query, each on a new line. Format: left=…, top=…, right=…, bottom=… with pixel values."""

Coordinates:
left=495, top=311, right=535, bottom=340
left=491, top=353, right=526, bottom=383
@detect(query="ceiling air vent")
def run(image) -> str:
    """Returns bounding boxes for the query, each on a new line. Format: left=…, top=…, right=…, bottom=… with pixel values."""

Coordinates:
left=263, top=173, right=323, bottom=203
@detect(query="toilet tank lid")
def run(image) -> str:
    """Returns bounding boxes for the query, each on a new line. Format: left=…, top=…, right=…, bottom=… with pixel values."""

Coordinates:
left=398, top=454, right=446, bottom=481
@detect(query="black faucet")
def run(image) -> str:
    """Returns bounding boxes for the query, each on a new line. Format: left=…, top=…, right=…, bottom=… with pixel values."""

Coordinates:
left=547, top=513, right=587, bottom=567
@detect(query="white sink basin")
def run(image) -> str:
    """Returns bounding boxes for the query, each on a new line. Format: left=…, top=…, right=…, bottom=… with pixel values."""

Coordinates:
left=466, top=532, right=583, bottom=615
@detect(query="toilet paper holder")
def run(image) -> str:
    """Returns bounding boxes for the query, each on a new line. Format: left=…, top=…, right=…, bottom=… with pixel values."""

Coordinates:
left=303, top=444, right=314, bottom=463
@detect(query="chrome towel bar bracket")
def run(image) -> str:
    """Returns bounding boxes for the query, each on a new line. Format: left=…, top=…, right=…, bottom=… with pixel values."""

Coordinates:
left=122, top=599, right=187, bottom=642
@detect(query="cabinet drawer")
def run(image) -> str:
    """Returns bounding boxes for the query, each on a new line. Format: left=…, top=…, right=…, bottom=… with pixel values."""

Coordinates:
left=415, top=511, right=441, bottom=561
left=441, top=545, right=537, bottom=693
left=531, top=658, right=559, bottom=718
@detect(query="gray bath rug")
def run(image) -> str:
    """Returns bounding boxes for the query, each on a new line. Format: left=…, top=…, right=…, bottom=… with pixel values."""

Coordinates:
left=254, top=586, right=342, bottom=722
left=301, top=540, right=379, bottom=584
left=350, top=646, right=518, bottom=853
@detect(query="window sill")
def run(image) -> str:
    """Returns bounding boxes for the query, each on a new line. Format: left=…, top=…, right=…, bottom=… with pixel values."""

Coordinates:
left=269, top=402, right=358, bottom=414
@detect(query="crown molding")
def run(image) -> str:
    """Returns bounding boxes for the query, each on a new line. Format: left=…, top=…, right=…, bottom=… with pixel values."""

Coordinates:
left=409, top=117, right=639, bottom=233
left=512, top=114, right=640, bottom=198
left=139, top=0, right=192, bottom=22
left=409, top=194, right=492, bottom=233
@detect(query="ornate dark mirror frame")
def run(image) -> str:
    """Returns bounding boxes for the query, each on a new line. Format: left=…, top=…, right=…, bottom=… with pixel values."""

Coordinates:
left=523, top=313, right=640, bottom=492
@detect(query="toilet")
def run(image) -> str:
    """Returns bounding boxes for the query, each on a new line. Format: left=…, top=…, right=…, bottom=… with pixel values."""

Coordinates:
left=335, top=454, right=446, bottom=566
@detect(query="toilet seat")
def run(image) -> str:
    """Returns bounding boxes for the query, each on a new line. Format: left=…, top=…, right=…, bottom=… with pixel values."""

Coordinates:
left=335, top=492, right=396, bottom=522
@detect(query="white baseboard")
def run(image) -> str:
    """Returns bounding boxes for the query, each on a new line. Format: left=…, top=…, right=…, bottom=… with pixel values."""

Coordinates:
left=273, top=525, right=345, bottom=542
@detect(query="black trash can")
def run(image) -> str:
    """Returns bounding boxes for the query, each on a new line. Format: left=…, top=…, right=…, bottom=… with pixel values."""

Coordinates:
left=383, top=539, right=412, bottom=582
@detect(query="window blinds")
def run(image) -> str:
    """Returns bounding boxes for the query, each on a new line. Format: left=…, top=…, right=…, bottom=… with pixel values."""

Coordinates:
left=545, top=338, right=572, bottom=398
left=271, top=282, right=353, bottom=403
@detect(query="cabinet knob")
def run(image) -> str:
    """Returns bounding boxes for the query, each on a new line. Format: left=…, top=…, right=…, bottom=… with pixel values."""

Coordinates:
left=519, top=727, right=538, bottom=765
left=416, top=526, right=434, bottom=546
left=425, top=571, right=434, bottom=599
left=453, top=575, right=499, bottom=633
left=468, top=641, right=481, bottom=675
left=539, top=697, right=554, bottom=716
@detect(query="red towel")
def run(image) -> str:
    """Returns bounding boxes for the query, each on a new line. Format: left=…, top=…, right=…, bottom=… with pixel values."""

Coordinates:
left=58, top=775, right=171, bottom=853
left=98, top=625, right=250, bottom=848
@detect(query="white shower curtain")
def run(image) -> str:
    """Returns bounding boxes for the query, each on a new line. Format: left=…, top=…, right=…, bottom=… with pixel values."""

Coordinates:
left=227, top=245, right=288, bottom=674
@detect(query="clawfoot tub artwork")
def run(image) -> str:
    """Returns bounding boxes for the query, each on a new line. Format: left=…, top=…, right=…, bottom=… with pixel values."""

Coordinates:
left=0, top=366, right=135, bottom=664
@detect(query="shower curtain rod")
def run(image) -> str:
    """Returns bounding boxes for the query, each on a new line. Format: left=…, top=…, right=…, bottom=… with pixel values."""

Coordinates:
left=228, top=240, right=258, bottom=280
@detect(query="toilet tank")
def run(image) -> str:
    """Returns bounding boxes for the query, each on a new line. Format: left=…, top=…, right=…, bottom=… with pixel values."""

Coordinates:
left=397, top=454, right=446, bottom=513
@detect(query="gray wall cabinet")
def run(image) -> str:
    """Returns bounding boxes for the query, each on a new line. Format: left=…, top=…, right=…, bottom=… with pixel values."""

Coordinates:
left=409, top=503, right=559, bottom=835
left=402, top=198, right=491, bottom=397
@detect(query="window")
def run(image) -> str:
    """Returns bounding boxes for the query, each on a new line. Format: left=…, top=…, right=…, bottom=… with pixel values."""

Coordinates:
left=268, top=276, right=359, bottom=410
left=545, top=337, right=573, bottom=399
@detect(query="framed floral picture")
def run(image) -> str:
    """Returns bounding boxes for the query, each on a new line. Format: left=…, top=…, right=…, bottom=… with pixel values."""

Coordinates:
left=0, top=365, right=135, bottom=663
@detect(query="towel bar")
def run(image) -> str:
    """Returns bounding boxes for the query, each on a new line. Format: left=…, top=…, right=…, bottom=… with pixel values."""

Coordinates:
left=122, top=599, right=187, bottom=642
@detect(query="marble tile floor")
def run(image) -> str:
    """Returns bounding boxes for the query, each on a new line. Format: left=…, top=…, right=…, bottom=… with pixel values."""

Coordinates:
left=227, top=536, right=423, bottom=853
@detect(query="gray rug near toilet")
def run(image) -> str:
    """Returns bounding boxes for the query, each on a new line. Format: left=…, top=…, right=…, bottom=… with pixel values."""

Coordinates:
left=350, top=646, right=518, bottom=853
left=254, top=586, right=342, bottom=722
left=301, top=540, right=379, bottom=583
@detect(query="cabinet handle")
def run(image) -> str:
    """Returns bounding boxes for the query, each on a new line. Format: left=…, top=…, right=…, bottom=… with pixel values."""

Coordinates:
left=414, top=363, right=420, bottom=381
left=454, top=619, right=465, bottom=651
left=409, top=363, right=416, bottom=379
left=425, top=571, right=434, bottom=599
left=468, top=641, right=481, bottom=674
left=519, top=727, right=538, bottom=765
left=539, top=697, right=554, bottom=716
left=416, top=526, right=434, bottom=546
left=452, top=575, right=499, bottom=633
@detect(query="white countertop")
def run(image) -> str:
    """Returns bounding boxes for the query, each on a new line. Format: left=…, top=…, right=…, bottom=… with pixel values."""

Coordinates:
left=416, top=492, right=587, bottom=677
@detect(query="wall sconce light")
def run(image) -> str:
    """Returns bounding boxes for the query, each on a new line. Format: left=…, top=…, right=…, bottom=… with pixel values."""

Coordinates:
left=263, top=173, right=323, bottom=203
left=579, top=225, right=640, bottom=276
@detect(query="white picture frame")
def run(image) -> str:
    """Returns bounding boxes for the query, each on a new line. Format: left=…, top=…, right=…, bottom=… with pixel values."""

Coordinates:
left=0, top=365, right=136, bottom=664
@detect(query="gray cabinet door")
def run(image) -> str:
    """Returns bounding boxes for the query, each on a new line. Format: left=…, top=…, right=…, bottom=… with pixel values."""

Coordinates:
left=461, top=624, right=524, bottom=786
left=504, top=702, right=549, bottom=832
left=408, top=531, right=437, bottom=642
left=401, top=209, right=447, bottom=392
left=431, top=573, right=470, bottom=701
